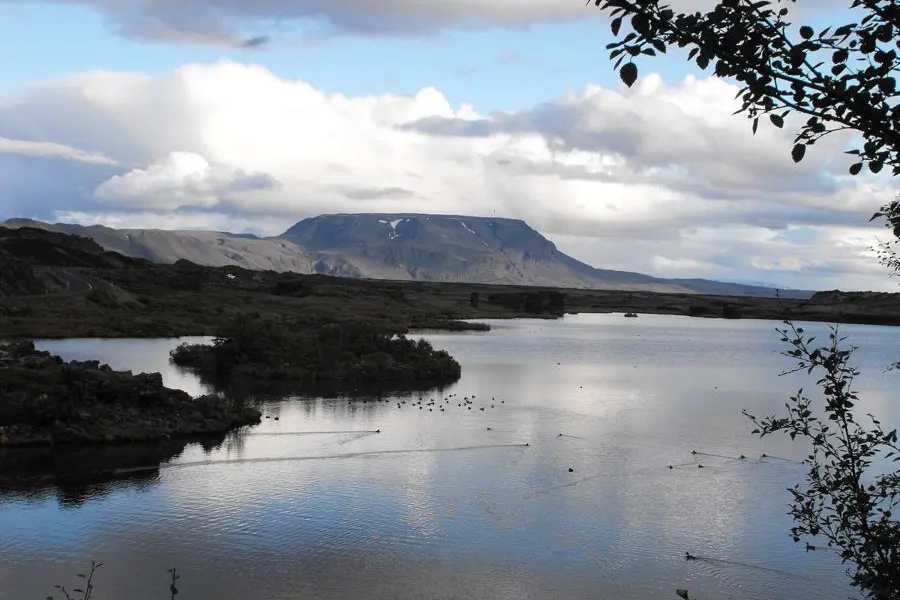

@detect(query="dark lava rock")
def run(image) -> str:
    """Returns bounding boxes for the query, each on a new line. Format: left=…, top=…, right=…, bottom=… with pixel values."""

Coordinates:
left=0, top=342, right=260, bottom=446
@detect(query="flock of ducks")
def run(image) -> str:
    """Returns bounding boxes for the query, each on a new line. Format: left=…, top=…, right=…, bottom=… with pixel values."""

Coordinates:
left=385, top=392, right=504, bottom=413
left=261, top=387, right=818, bottom=600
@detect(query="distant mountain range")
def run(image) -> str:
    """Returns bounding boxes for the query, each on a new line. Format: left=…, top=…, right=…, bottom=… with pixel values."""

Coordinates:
left=1, top=214, right=813, bottom=298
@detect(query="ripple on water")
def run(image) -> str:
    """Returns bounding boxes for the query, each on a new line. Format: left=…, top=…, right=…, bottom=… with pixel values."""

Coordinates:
left=4, top=317, right=890, bottom=600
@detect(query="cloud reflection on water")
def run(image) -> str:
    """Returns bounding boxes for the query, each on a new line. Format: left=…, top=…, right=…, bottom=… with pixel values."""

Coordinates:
left=2, top=314, right=895, bottom=600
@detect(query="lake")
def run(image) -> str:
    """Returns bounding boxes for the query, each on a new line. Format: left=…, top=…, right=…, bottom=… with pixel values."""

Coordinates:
left=1, top=313, right=898, bottom=600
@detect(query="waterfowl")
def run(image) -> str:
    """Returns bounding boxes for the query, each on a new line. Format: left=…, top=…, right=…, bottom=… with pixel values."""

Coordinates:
left=684, top=552, right=696, bottom=560
left=806, top=542, right=816, bottom=551
left=568, top=468, right=574, bottom=473
left=676, top=589, right=690, bottom=600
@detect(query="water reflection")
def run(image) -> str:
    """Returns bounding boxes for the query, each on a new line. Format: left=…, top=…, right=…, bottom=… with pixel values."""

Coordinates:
left=36, top=337, right=216, bottom=397
left=0, top=435, right=229, bottom=506
left=200, top=374, right=458, bottom=403
left=0, top=315, right=895, bottom=600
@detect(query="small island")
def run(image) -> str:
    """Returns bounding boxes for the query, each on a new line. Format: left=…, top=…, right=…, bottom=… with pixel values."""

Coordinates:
left=169, top=317, right=462, bottom=388
left=0, top=341, right=261, bottom=446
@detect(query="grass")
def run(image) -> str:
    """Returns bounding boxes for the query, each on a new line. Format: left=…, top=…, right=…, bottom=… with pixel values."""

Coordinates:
left=3, top=262, right=898, bottom=342
left=47, top=564, right=181, bottom=600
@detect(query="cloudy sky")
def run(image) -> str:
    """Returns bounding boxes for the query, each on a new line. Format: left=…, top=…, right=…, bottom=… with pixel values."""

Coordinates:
left=0, top=0, right=895, bottom=291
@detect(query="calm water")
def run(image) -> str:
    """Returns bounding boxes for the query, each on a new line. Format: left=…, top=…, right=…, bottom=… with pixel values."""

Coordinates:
left=2, top=314, right=898, bottom=600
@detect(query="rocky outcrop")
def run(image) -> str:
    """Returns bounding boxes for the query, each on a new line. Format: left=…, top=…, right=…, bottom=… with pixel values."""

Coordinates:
left=0, top=226, right=149, bottom=269
left=0, top=341, right=261, bottom=446
left=0, top=248, right=43, bottom=298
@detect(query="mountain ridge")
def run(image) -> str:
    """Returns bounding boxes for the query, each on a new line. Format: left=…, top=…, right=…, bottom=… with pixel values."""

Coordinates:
left=1, top=214, right=813, bottom=298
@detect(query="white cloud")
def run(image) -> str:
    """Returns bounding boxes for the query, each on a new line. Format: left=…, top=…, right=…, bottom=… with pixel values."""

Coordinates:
left=93, top=151, right=279, bottom=210
left=405, top=73, right=849, bottom=200
left=0, top=136, right=119, bottom=166
left=0, top=61, right=893, bottom=291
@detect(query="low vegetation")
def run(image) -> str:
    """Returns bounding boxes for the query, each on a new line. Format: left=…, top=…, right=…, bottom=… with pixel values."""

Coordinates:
left=170, top=316, right=462, bottom=387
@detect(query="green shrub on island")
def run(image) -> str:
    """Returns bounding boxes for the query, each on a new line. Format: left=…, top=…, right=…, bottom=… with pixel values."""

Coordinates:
left=170, top=316, right=462, bottom=385
left=0, top=341, right=260, bottom=446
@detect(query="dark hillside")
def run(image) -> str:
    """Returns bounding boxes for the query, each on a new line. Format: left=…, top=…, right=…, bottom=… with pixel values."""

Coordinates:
left=0, top=227, right=149, bottom=269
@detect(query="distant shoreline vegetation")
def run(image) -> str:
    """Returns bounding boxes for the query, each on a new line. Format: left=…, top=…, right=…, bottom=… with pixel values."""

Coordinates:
left=169, top=316, right=463, bottom=389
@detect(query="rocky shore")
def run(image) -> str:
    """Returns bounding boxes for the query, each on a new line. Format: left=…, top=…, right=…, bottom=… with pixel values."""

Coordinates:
left=0, top=341, right=260, bottom=446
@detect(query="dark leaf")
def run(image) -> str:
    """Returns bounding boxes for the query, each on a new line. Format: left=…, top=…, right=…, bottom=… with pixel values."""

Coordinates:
left=877, top=77, right=896, bottom=94
left=611, top=17, right=623, bottom=36
left=792, top=144, right=806, bottom=163
left=619, top=62, right=638, bottom=87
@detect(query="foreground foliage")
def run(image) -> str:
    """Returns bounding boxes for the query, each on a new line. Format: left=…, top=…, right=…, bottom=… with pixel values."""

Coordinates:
left=745, top=322, right=899, bottom=598
left=48, top=564, right=181, bottom=600
left=591, top=1, right=899, bottom=597
left=593, top=0, right=898, bottom=177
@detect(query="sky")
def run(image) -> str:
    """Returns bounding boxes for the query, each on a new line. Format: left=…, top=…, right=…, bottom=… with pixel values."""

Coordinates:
left=0, top=0, right=895, bottom=291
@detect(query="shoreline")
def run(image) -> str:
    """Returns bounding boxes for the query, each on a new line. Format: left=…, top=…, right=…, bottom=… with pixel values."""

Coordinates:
left=0, top=341, right=261, bottom=447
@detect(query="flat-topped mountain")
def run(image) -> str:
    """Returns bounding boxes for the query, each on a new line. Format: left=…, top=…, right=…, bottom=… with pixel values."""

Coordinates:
left=1, top=214, right=811, bottom=297
left=283, top=213, right=644, bottom=287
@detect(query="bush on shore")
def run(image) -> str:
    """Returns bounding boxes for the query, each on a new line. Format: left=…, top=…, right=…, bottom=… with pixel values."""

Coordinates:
left=170, top=316, right=462, bottom=386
